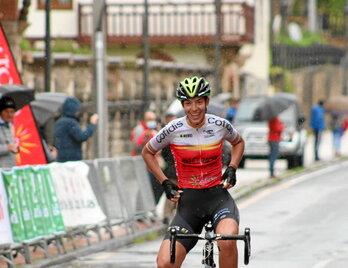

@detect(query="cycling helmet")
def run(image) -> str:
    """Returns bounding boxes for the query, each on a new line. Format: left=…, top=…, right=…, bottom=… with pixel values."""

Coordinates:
left=176, top=76, right=211, bottom=101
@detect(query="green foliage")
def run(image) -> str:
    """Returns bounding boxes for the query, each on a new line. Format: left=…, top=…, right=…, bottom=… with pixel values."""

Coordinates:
left=52, top=39, right=77, bottom=52
left=276, top=30, right=325, bottom=46
left=318, top=0, right=345, bottom=15
left=269, top=66, right=294, bottom=93
left=20, top=38, right=31, bottom=51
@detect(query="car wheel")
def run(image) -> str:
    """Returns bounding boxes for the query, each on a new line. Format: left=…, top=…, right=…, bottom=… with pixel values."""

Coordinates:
left=287, top=156, right=297, bottom=169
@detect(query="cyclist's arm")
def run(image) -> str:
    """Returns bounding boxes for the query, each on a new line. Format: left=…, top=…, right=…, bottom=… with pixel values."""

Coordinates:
left=228, top=133, right=245, bottom=168
left=142, top=144, right=169, bottom=184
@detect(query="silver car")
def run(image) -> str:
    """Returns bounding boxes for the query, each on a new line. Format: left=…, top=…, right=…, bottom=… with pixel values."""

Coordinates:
left=234, top=95, right=307, bottom=169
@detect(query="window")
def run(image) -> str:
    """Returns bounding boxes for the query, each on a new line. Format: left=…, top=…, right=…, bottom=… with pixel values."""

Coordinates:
left=38, top=0, right=73, bottom=10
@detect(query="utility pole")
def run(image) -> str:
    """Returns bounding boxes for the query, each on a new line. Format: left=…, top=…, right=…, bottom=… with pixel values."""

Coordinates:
left=44, top=0, right=51, bottom=92
left=308, top=0, right=317, bottom=32
left=142, top=0, right=150, bottom=114
left=92, top=0, right=108, bottom=158
left=214, top=0, right=222, bottom=94
left=343, top=0, right=348, bottom=95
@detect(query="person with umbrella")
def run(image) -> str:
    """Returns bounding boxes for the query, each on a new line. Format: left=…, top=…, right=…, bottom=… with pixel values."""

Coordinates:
left=0, top=96, right=18, bottom=168
left=267, top=116, right=285, bottom=179
left=310, top=100, right=326, bottom=161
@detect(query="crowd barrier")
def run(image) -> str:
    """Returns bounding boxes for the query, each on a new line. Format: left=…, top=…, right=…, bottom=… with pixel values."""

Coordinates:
left=0, top=156, right=158, bottom=267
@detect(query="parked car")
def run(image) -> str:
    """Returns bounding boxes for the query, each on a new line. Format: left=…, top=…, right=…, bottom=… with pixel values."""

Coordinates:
left=233, top=95, right=307, bottom=169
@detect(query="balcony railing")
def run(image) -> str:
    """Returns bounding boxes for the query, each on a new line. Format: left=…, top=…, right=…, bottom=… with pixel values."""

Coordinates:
left=77, top=1, right=254, bottom=46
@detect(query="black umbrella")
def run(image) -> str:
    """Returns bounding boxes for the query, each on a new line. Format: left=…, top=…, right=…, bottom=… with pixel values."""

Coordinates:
left=31, top=92, right=69, bottom=126
left=0, top=84, right=35, bottom=110
left=252, top=93, right=297, bottom=121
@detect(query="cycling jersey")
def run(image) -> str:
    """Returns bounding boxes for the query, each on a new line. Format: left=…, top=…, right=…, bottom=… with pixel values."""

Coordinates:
left=146, top=114, right=239, bottom=189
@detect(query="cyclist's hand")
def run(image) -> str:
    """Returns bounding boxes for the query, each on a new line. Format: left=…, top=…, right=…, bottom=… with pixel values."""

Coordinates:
left=221, top=166, right=237, bottom=189
left=162, top=179, right=181, bottom=201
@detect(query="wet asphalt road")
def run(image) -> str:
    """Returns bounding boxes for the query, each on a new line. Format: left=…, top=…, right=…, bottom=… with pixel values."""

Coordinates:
left=61, top=159, right=348, bottom=268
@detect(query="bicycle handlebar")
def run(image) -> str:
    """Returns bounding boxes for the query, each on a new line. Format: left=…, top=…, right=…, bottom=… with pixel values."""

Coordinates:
left=169, top=225, right=251, bottom=265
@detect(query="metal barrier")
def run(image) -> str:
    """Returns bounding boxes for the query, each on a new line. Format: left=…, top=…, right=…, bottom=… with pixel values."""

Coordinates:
left=0, top=156, right=160, bottom=267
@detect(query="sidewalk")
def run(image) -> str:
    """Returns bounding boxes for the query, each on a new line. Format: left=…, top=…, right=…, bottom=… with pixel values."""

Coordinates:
left=231, top=130, right=348, bottom=200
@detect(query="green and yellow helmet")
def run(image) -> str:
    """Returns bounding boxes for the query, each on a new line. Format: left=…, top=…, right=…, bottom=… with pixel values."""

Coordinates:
left=176, top=76, right=211, bottom=101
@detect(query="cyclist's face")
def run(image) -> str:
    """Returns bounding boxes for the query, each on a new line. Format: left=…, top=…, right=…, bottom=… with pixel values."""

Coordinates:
left=182, top=96, right=209, bottom=127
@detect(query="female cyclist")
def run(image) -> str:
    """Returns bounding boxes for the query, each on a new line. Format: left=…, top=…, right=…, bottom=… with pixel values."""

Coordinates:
left=142, top=76, right=245, bottom=268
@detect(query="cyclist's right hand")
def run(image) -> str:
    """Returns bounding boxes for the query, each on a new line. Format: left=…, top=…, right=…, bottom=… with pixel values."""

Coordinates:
left=162, top=179, right=180, bottom=200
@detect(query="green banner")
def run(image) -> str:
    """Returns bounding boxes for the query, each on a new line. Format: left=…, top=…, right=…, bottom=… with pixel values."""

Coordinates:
left=2, top=170, right=26, bottom=242
left=40, top=167, right=65, bottom=233
left=1, top=166, right=66, bottom=242
left=25, top=167, right=47, bottom=237
left=15, top=168, right=37, bottom=240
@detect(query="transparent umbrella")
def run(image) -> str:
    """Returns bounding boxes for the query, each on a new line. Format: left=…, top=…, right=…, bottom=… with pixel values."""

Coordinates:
left=31, top=92, right=69, bottom=126
left=252, top=93, right=297, bottom=121
left=324, top=95, right=348, bottom=115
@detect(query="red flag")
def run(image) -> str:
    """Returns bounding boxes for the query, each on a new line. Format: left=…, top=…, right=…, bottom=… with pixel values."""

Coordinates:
left=13, top=105, right=47, bottom=165
left=0, top=24, right=47, bottom=165
left=0, top=25, right=21, bottom=85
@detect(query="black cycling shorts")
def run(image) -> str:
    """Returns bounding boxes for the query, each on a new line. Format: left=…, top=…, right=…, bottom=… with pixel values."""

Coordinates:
left=164, top=184, right=240, bottom=253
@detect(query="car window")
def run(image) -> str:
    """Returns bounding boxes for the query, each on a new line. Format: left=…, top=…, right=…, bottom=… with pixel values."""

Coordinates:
left=235, top=99, right=261, bottom=122
left=235, top=99, right=297, bottom=125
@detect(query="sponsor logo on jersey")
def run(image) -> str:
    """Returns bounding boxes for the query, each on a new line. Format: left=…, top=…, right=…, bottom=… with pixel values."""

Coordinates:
left=182, top=155, right=218, bottom=164
left=156, top=121, right=184, bottom=143
left=207, top=117, right=234, bottom=133
left=203, top=129, right=214, bottom=138
left=179, top=133, right=193, bottom=138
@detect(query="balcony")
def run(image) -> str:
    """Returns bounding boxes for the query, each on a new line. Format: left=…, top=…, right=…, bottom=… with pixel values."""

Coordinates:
left=77, top=1, right=254, bottom=46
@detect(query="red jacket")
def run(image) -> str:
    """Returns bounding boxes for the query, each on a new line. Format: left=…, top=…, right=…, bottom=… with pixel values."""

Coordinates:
left=268, top=117, right=284, bottom=142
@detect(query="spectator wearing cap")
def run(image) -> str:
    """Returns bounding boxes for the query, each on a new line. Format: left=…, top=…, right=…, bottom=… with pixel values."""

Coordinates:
left=0, top=96, right=18, bottom=168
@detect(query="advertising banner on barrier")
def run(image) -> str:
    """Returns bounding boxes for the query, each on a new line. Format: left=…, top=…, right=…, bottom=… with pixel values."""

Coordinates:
left=49, top=161, right=106, bottom=227
left=0, top=172, right=13, bottom=244
left=40, top=167, right=65, bottom=232
left=1, top=169, right=25, bottom=242
left=1, top=167, right=66, bottom=242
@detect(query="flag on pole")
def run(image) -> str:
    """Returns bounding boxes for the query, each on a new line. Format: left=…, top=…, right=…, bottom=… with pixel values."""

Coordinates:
left=0, top=23, right=47, bottom=165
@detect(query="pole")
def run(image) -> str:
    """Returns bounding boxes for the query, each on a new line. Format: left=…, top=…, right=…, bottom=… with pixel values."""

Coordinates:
left=142, top=0, right=150, bottom=113
left=44, top=0, right=51, bottom=92
left=343, top=0, right=348, bottom=95
left=214, top=0, right=222, bottom=94
left=92, top=0, right=108, bottom=158
left=308, top=0, right=317, bottom=33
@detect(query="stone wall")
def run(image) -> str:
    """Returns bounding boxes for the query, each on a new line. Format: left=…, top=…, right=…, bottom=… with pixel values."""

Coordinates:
left=21, top=53, right=213, bottom=158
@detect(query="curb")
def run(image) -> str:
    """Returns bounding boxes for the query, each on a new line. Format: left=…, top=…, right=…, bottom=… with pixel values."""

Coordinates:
left=233, top=156, right=348, bottom=201
left=21, top=224, right=167, bottom=268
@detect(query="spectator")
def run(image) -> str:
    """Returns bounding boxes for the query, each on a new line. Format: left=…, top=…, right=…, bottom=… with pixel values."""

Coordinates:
left=225, top=97, right=239, bottom=123
left=130, top=111, right=157, bottom=156
left=54, top=97, right=98, bottom=162
left=310, top=100, right=326, bottom=161
left=330, top=113, right=343, bottom=157
left=268, top=116, right=284, bottom=179
left=131, top=110, right=163, bottom=203
left=0, top=96, right=18, bottom=168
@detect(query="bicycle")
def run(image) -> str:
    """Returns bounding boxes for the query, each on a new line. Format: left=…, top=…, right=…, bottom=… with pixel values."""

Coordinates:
left=169, top=221, right=251, bottom=267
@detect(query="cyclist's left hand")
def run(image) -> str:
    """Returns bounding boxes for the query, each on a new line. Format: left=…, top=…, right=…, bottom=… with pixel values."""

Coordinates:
left=221, top=166, right=237, bottom=189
